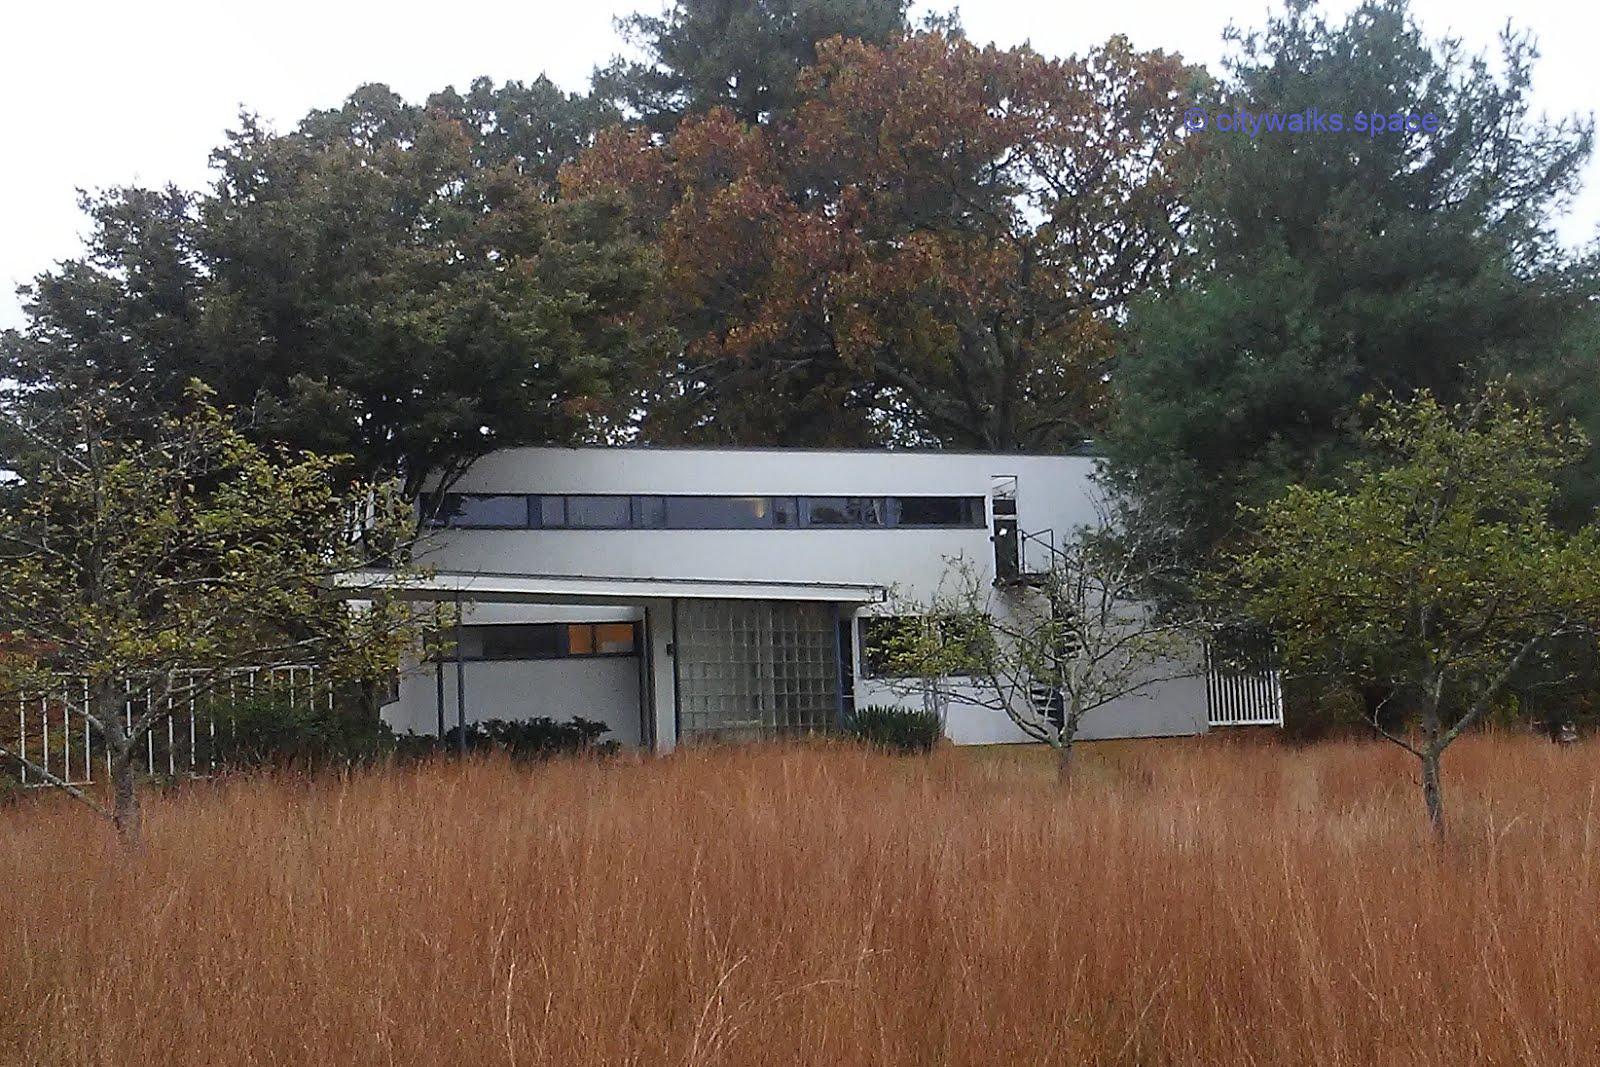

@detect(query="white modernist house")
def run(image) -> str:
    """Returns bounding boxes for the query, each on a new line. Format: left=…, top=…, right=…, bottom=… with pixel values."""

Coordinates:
left=374, top=446, right=1281, bottom=749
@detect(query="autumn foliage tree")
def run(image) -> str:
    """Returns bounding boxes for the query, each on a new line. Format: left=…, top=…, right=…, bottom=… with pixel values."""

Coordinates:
left=567, top=31, right=1198, bottom=447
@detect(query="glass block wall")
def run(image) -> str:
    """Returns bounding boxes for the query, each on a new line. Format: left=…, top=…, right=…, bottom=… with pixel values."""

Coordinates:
left=675, top=600, right=841, bottom=742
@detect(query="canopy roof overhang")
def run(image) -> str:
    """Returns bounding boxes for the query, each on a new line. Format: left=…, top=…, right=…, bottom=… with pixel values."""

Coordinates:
left=333, top=569, right=886, bottom=607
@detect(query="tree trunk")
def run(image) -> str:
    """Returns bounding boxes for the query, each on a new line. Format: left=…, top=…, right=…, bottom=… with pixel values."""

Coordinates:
left=111, top=747, right=141, bottom=845
left=1420, top=749, right=1445, bottom=839
left=1416, top=676, right=1448, bottom=838
left=90, top=678, right=141, bottom=843
left=1055, top=739, right=1076, bottom=784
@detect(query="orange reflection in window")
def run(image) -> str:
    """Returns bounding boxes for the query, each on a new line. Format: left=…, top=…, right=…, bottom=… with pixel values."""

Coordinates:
left=567, top=624, right=595, bottom=655
left=594, top=623, right=636, bottom=655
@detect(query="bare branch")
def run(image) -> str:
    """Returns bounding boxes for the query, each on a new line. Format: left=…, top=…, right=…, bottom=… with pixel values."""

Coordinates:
left=0, top=743, right=113, bottom=820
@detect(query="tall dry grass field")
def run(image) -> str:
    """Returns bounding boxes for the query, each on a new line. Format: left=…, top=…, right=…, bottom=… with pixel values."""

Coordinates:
left=1, top=736, right=1597, bottom=1065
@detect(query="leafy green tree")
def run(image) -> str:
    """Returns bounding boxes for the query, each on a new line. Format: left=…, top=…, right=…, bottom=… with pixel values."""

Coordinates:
left=1107, top=0, right=1595, bottom=560
left=1519, top=294, right=1600, bottom=526
left=0, top=187, right=213, bottom=442
left=1230, top=389, right=1600, bottom=834
left=2, top=83, right=660, bottom=505
left=595, top=0, right=911, bottom=132
left=425, top=75, right=618, bottom=184
left=0, top=387, right=429, bottom=842
left=202, top=87, right=663, bottom=500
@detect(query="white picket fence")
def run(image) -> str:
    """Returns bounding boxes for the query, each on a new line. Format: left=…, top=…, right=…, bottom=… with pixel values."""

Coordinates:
left=5, top=666, right=330, bottom=787
left=1204, top=639, right=1285, bottom=727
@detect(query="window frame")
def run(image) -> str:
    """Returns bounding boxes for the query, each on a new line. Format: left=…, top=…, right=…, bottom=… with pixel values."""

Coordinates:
left=432, top=621, right=641, bottom=661
left=431, top=493, right=986, bottom=531
left=859, top=614, right=992, bottom=679
left=433, top=493, right=532, bottom=530
left=662, top=495, right=777, bottom=530
left=563, top=494, right=633, bottom=529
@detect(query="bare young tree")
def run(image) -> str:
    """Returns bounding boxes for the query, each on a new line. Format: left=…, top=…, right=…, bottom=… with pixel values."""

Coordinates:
left=875, top=496, right=1199, bottom=778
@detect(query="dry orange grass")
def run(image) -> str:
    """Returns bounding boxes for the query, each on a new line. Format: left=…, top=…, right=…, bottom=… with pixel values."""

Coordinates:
left=1, top=734, right=1598, bottom=1066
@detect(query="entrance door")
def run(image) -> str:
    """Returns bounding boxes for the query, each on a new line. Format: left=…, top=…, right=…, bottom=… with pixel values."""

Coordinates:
left=991, top=475, right=1020, bottom=582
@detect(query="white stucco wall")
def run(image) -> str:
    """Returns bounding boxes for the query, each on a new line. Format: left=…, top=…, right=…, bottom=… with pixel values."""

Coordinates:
left=848, top=614, right=1212, bottom=746
left=388, top=657, right=644, bottom=747
left=384, top=599, right=645, bottom=746
left=387, top=446, right=1210, bottom=747
left=853, top=679, right=1209, bottom=745
left=414, top=447, right=1100, bottom=599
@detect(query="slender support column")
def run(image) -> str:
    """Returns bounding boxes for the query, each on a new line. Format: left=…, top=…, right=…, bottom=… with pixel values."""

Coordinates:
left=434, top=658, right=445, bottom=742
left=454, top=592, right=467, bottom=756
left=670, top=599, right=683, bottom=745
left=637, top=610, right=654, bottom=750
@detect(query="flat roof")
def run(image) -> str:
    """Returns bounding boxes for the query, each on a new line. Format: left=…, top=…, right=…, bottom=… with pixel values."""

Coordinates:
left=334, top=569, right=886, bottom=606
left=479, top=441, right=1103, bottom=459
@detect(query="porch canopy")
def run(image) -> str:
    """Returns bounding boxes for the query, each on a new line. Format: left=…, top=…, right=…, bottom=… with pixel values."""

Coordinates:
left=332, top=569, right=884, bottom=751
left=331, top=568, right=885, bottom=606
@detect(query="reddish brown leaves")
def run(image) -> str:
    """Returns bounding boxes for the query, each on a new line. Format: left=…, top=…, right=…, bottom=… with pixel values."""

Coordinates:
left=564, top=31, right=1199, bottom=447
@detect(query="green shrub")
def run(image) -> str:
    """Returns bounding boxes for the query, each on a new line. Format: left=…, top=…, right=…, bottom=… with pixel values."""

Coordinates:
left=213, top=701, right=617, bottom=769
left=214, top=696, right=393, bottom=771
left=441, top=717, right=616, bottom=760
left=845, top=704, right=943, bottom=754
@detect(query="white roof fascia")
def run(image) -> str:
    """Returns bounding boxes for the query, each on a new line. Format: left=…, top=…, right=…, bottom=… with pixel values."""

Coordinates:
left=332, top=569, right=885, bottom=606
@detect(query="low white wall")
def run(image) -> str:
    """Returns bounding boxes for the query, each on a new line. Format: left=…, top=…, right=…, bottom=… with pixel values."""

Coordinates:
left=1075, top=676, right=1210, bottom=740
left=855, top=673, right=1210, bottom=745
left=385, top=657, right=644, bottom=748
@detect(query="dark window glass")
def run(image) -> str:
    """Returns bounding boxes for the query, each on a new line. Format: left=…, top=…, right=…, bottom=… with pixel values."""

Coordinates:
left=850, top=497, right=887, bottom=526
left=437, top=493, right=983, bottom=531
left=632, top=496, right=667, bottom=528
left=439, top=494, right=528, bottom=528
left=801, top=497, right=852, bottom=526
left=861, top=615, right=989, bottom=677
left=802, top=497, right=885, bottom=526
left=861, top=616, right=922, bottom=677
left=536, top=496, right=567, bottom=527
left=994, top=518, right=1020, bottom=581
left=478, top=624, right=563, bottom=660
left=445, top=622, right=640, bottom=660
left=566, top=495, right=631, bottom=528
left=663, top=496, right=773, bottom=528
left=891, top=496, right=984, bottom=527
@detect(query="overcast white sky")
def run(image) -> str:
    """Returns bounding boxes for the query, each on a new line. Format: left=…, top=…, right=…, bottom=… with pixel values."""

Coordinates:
left=3, top=0, right=1596, bottom=331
